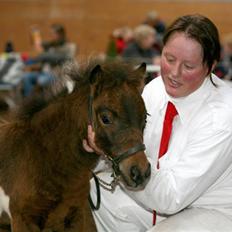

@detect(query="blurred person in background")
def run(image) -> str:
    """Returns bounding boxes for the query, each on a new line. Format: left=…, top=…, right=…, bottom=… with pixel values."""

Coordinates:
left=144, top=10, right=166, bottom=53
left=4, top=40, right=15, bottom=53
left=106, top=26, right=134, bottom=58
left=21, top=23, right=76, bottom=97
left=218, top=33, right=232, bottom=80
left=144, top=10, right=166, bottom=36
left=122, top=24, right=160, bottom=65
left=115, top=27, right=134, bottom=55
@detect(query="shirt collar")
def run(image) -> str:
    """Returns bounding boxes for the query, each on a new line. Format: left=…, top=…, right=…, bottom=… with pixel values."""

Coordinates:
left=159, top=76, right=213, bottom=124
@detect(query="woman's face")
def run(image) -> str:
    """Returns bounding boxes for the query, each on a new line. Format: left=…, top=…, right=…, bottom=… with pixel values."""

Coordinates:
left=161, top=32, right=209, bottom=98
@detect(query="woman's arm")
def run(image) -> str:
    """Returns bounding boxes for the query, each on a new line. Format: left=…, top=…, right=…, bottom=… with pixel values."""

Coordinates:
left=125, top=118, right=232, bottom=214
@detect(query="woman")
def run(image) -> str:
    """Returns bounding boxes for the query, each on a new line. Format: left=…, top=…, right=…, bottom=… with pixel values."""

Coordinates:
left=85, top=14, right=232, bottom=231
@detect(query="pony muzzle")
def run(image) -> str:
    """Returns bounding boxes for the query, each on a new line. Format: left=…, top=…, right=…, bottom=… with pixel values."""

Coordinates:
left=118, top=151, right=151, bottom=189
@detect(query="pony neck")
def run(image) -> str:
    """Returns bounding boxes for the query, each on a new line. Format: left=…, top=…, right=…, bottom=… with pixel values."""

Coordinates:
left=29, top=87, right=99, bottom=169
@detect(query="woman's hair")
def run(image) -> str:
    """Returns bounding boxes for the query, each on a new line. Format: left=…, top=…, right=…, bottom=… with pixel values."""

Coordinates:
left=163, top=14, right=220, bottom=77
left=134, top=25, right=155, bottom=44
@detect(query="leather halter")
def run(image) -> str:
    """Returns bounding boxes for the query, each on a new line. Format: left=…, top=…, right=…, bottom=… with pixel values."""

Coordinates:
left=88, top=91, right=146, bottom=210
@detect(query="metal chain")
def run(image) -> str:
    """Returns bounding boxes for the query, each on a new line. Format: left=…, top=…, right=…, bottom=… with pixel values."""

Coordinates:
left=95, top=172, right=120, bottom=193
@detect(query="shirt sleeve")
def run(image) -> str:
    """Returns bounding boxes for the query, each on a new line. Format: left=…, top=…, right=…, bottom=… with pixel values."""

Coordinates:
left=125, top=112, right=232, bottom=215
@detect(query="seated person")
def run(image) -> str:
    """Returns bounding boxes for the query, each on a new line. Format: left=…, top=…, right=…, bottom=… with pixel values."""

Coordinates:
left=143, top=10, right=166, bottom=52
left=22, top=23, right=76, bottom=97
left=217, top=33, right=232, bottom=80
left=121, top=24, right=160, bottom=65
left=106, top=27, right=133, bottom=58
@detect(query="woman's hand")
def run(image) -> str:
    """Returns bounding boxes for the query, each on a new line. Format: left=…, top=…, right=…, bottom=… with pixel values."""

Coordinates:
left=82, top=125, right=105, bottom=156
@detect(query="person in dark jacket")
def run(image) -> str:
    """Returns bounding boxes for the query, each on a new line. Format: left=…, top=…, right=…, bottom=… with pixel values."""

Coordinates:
left=122, top=25, right=160, bottom=65
left=22, top=24, right=75, bottom=97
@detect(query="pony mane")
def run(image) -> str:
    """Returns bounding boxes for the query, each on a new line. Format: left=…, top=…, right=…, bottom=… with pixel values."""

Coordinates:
left=15, top=88, right=68, bottom=121
left=13, top=59, right=143, bottom=121
left=14, top=69, right=70, bottom=121
left=66, top=59, right=144, bottom=92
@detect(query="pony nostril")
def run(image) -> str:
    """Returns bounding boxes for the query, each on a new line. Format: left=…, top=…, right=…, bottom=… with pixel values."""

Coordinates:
left=130, top=166, right=143, bottom=185
left=145, top=163, right=151, bottom=178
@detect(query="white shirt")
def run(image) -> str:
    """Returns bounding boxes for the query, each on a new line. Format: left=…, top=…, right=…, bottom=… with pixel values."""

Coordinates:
left=126, top=74, right=232, bottom=219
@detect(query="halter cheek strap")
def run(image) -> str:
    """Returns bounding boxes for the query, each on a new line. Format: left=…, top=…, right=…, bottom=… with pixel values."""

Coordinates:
left=88, top=95, right=94, bottom=126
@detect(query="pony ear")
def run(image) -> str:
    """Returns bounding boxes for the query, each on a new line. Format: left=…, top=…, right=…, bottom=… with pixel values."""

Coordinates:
left=136, top=62, right=146, bottom=75
left=89, top=64, right=102, bottom=85
left=134, top=62, right=146, bottom=93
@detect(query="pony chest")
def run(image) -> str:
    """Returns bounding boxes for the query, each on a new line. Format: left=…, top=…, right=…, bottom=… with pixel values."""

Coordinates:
left=0, top=186, right=11, bottom=219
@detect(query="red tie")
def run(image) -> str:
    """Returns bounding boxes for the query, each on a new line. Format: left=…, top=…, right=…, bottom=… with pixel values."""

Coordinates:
left=153, top=101, right=178, bottom=225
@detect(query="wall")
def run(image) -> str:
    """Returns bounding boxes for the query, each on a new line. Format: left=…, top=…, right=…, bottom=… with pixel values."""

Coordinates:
left=0, top=0, right=232, bottom=57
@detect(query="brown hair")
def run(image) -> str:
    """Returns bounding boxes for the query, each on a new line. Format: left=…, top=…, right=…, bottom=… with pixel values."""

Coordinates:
left=163, top=14, right=220, bottom=79
left=51, top=23, right=66, bottom=42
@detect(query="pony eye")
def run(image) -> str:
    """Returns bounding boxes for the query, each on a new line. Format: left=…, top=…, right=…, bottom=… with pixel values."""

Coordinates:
left=101, top=114, right=111, bottom=125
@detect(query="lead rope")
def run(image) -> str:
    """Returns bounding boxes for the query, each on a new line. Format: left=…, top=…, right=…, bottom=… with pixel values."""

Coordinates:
left=88, top=172, right=101, bottom=210
left=95, top=171, right=120, bottom=193
left=88, top=170, right=120, bottom=211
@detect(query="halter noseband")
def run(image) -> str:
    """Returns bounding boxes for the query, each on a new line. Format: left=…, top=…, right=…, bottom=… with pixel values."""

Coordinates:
left=107, top=143, right=145, bottom=176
